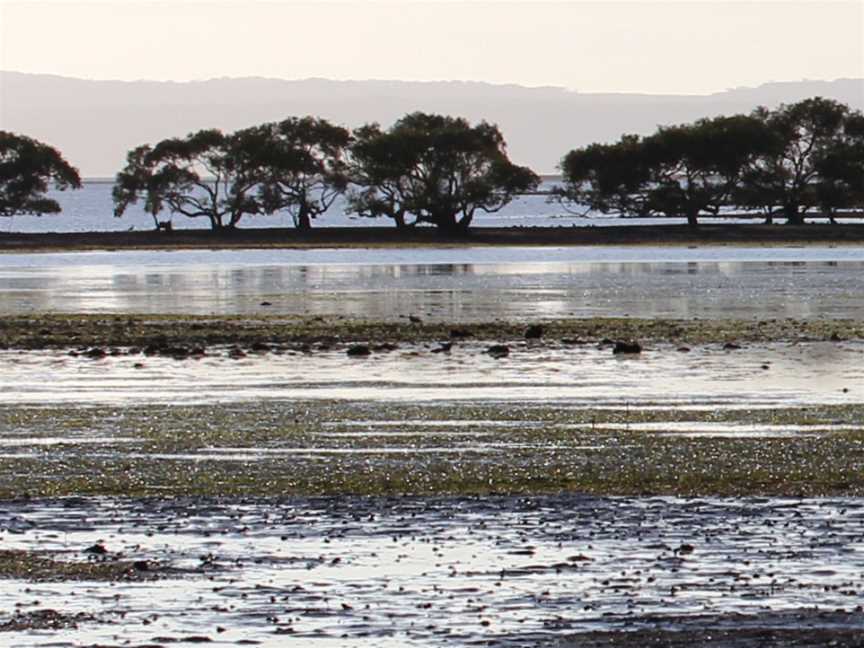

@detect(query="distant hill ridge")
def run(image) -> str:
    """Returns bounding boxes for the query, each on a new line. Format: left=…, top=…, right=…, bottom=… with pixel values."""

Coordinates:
left=1, top=71, right=861, bottom=176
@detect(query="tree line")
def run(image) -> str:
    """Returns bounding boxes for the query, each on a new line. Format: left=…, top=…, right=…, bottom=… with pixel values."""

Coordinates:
left=1, top=97, right=862, bottom=231
left=560, top=97, right=864, bottom=226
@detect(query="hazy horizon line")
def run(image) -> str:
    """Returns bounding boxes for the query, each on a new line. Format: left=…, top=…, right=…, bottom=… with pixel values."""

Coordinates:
left=4, top=69, right=861, bottom=98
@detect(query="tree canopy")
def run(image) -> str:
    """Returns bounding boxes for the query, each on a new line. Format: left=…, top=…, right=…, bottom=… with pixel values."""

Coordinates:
left=114, top=120, right=351, bottom=231
left=0, top=132, right=81, bottom=218
left=643, top=114, right=774, bottom=226
left=348, top=112, right=539, bottom=232
left=813, top=111, right=864, bottom=219
left=739, top=97, right=854, bottom=224
left=560, top=97, right=863, bottom=226
left=244, top=117, right=351, bottom=230
left=113, top=128, right=264, bottom=230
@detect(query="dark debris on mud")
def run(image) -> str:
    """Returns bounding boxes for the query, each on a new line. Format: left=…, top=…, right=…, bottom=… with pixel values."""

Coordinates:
left=0, top=549, right=168, bottom=583
left=0, top=313, right=861, bottom=352
left=0, top=608, right=97, bottom=632
left=546, top=629, right=864, bottom=648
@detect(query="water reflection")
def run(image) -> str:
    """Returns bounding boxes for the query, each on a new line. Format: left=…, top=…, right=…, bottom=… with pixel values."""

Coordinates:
left=0, top=248, right=863, bottom=319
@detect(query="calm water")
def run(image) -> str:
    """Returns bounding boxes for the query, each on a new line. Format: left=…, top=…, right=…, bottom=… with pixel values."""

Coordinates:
left=1, top=246, right=863, bottom=319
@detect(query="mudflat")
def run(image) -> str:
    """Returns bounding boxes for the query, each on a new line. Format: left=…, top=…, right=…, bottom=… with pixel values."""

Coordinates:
left=4, top=223, right=864, bottom=252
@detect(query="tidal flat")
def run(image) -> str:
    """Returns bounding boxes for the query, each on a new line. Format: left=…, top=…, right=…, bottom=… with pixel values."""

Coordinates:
left=2, top=399, right=864, bottom=498
left=2, top=313, right=864, bottom=645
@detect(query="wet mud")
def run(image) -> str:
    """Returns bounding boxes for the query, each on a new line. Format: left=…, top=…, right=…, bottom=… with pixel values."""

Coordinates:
left=1, top=306, right=863, bottom=644
left=3, top=495, right=864, bottom=646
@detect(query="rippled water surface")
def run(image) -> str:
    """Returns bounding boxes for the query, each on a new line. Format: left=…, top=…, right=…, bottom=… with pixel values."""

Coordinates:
left=2, top=246, right=864, bottom=319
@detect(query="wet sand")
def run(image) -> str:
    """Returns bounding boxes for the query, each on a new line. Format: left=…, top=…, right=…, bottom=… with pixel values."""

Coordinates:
left=4, top=495, right=864, bottom=646
left=4, top=223, right=864, bottom=253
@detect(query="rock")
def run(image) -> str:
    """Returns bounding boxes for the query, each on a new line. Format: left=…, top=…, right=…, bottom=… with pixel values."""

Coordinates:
left=431, top=342, right=453, bottom=354
left=168, top=346, right=190, bottom=360
left=613, top=340, right=642, bottom=354
left=250, top=341, right=270, bottom=352
left=346, top=344, right=371, bottom=357
left=524, top=324, right=544, bottom=339
left=408, top=315, right=423, bottom=324
left=372, top=342, right=398, bottom=352
left=723, top=342, right=742, bottom=350
left=227, top=347, right=246, bottom=360
left=486, top=344, right=510, bottom=359
left=677, top=346, right=691, bottom=353
left=84, top=542, right=108, bottom=555
left=84, top=347, right=107, bottom=359
left=260, top=301, right=272, bottom=307
left=449, top=328, right=473, bottom=339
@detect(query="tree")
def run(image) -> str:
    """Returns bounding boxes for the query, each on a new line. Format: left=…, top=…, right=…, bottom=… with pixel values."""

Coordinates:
left=739, top=97, right=851, bottom=224
left=113, top=129, right=263, bottom=230
left=348, top=112, right=539, bottom=232
left=559, top=134, right=654, bottom=218
left=560, top=115, right=771, bottom=227
left=642, top=114, right=774, bottom=226
left=813, top=110, right=864, bottom=221
left=245, top=117, right=351, bottom=230
left=0, top=132, right=81, bottom=217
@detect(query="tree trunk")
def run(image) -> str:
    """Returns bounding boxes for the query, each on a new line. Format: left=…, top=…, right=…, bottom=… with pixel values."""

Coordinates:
left=458, top=211, right=474, bottom=231
left=686, top=209, right=699, bottom=227
left=433, top=211, right=459, bottom=233
left=296, top=209, right=312, bottom=231
left=784, top=203, right=804, bottom=225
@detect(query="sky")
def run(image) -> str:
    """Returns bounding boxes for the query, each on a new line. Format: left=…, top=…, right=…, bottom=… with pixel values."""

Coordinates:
left=0, top=0, right=861, bottom=95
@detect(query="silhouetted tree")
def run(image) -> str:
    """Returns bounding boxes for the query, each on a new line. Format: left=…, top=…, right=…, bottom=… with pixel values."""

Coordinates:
left=813, top=110, right=864, bottom=221
left=0, top=132, right=81, bottom=217
left=739, top=97, right=851, bottom=224
left=642, top=114, right=774, bottom=226
left=245, top=117, right=351, bottom=230
left=113, top=129, right=263, bottom=230
left=561, top=115, right=771, bottom=226
left=559, top=134, right=654, bottom=218
left=348, top=112, right=539, bottom=232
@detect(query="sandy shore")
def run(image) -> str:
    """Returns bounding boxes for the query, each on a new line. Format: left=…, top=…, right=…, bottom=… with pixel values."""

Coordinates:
left=4, top=224, right=864, bottom=252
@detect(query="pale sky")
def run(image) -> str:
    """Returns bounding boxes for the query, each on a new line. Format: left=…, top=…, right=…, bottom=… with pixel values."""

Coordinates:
left=0, top=0, right=861, bottom=94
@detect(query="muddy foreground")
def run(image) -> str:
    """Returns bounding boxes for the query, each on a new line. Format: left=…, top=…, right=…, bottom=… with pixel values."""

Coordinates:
left=4, top=495, right=864, bottom=646
left=3, top=313, right=864, bottom=645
